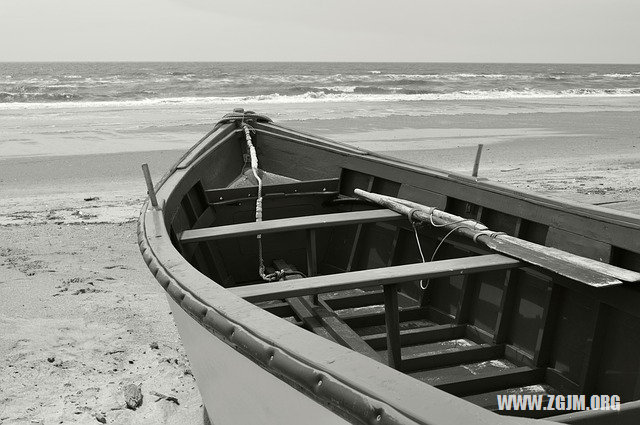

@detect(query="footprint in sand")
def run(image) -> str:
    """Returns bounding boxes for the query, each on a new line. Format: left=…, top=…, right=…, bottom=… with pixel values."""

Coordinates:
left=54, top=277, right=109, bottom=296
left=0, top=247, right=48, bottom=276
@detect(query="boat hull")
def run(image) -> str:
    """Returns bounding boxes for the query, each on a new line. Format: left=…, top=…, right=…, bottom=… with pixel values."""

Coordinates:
left=139, top=111, right=640, bottom=424
left=167, top=295, right=350, bottom=424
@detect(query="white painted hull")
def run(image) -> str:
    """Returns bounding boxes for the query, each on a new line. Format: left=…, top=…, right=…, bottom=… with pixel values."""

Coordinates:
left=167, top=295, right=350, bottom=424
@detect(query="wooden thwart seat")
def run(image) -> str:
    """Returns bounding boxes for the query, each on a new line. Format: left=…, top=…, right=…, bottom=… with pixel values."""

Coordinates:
left=179, top=209, right=403, bottom=244
left=230, top=254, right=521, bottom=303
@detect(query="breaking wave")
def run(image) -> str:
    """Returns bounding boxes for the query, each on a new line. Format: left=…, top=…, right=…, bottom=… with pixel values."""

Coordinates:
left=2, top=88, right=639, bottom=110
left=2, top=63, right=639, bottom=108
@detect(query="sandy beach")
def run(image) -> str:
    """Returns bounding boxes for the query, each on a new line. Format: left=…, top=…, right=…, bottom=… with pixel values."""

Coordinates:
left=2, top=99, right=640, bottom=424
left=294, top=107, right=640, bottom=210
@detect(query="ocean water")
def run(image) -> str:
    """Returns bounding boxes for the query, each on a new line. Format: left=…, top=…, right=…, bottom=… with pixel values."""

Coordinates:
left=2, top=62, right=640, bottom=160
left=1, top=62, right=640, bottom=108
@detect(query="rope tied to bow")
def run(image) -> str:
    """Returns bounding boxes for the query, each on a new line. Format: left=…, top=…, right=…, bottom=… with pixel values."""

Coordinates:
left=242, top=122, right=277, bottom=282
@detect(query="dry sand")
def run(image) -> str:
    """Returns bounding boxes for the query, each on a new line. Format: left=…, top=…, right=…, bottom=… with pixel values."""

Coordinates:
left=0, top=151, right=208, bottom=425
left=0, top=224, right=205, bottom=425
left=1, top=105, right=639, bottom=424
left=290, top=109, right=640, bottom=211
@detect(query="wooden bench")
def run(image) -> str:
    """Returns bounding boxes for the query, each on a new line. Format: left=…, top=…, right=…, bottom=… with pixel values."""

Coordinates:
left=179, top=209, right=403, bottom=244
left=233, top=254, right=520, bottom=370
left=230, top=254, right=521, bottom=303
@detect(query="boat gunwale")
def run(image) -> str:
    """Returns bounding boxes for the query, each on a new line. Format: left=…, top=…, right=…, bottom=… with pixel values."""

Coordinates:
left=256, top=121, right=640, bottom=231
left=139, top=116, right=640, bottom=424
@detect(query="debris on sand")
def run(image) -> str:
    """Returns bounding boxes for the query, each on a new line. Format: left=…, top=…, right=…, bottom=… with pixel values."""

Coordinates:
left=84, top=197, right=100, bottom=202
left=46, top=210, right=64, bottom=220
left=150, top=391, right=180, bottom=405
left=71, top=287, right=105, bottom=295
left=71, top=210, right=98, bottom=219
left=150, top=341, right=159, bottom=350
left=94, top=411, right=107, bottom=423
left=123, top=383, right=143, bottom=410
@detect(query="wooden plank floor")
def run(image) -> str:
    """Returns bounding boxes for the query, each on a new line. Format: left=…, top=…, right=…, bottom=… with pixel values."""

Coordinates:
left=255, top=282, right=573, bottom=418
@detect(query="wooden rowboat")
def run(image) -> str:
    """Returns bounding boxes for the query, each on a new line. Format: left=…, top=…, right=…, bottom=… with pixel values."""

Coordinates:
left=138, top=109, right=640, bottom=424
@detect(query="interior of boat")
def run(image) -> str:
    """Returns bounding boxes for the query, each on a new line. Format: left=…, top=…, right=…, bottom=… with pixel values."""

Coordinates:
left=165, top=118, right=640, bottom=419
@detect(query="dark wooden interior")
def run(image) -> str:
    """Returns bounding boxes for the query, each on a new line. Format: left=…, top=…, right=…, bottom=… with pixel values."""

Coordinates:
left=166, top=121, right=640, bottom=420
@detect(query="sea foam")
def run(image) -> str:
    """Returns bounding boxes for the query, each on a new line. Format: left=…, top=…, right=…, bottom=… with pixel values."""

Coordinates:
left=2, top=88, right=639, bottom=110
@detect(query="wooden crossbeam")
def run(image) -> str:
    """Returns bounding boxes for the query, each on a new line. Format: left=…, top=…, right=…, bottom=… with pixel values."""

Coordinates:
left=342, top=306, right=431, bottom=330
left=205, top=178, right=340, bottom=204
left=434, top=366, right=544, bottom=397
left=402, top=344, right=505, bottom=373
left=258, top=301, right=294, bottom=317
left=179, top=209, right=403, bottom=244
left=323, top=290, right=384, bottom=310
left=362, top=324, right=467, bottom=350
left=231, top=254, right=521, bottom=303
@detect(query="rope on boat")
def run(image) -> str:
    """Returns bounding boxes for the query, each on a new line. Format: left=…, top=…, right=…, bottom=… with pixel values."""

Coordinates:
left=242, top=123, right=272, bottom=281
left=407, top=208, right=472, bottom=290
left=242, top=122, right=297, bottom=282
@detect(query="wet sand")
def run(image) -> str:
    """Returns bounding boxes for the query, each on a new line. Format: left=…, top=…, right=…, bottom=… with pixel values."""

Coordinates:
left=1, top=104, right=640, bottom=424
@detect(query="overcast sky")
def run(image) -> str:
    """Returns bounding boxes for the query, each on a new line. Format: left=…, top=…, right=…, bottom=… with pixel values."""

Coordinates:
left=3, top=0, right=639, bottom=63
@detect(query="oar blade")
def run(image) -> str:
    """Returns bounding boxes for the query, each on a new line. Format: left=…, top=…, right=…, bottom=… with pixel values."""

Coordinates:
left=484, top=237, right=622, bottom=287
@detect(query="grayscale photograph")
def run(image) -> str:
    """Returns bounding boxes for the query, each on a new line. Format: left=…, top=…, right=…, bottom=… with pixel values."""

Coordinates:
left=1, top=1, right=640, bottom=424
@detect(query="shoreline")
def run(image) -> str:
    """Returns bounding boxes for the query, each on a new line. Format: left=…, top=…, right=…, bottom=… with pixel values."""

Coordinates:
left=2, top=106, right=640, bottom=227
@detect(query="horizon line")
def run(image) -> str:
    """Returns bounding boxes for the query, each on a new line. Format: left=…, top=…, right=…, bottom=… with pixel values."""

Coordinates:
left=2, top=60, right=640, bottom=65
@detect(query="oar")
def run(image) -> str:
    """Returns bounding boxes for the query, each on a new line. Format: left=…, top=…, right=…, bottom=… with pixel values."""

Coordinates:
left=385, top=194, right=640, bottom=283
left=354, top=189, right=640, bottom=287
